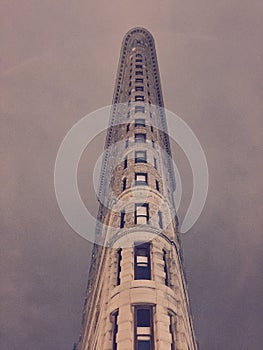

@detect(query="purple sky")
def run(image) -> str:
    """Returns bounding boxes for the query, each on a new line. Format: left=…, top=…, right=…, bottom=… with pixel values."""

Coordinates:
left=1, top=1, right=262, bottom=349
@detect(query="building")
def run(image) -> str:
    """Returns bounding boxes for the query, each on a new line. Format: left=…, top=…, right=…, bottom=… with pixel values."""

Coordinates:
left=75, top=27, right=198, bottom=350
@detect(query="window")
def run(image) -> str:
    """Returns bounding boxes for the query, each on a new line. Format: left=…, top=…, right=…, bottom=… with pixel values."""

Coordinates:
left=134, top=242, right=151, bottom=279
left=155, top=180, right=159, bottom=191
left=135, top=95, right=145, bottom=102
left=136, top=53, right=142, bottom=57
left=135, top=173, right=148, bottom=186
left=111, top=310, right=119, bottom=350
left=122, top=178, right=127, bottom=191
left=135, top=106, right=145, bottom=113
left=126, top=123, right=130, bottom=132
left=135, top=306, right=153, bottom=350
left=136, top=64, right=143, bottom=69
left=135, top=133, right=146, bottom=143
left=153, top=158, right=157, bottom=169
left=124, top=156, right=128, bottom=169
left=125, top=139, right=129, bottom=148
left=135, top=203, right=149, bottom=224
left=152, top=140, right=155, bottom=148
left=127, top=111, right=130, bottom=118
left=150, top=125, right=154, bottom=132
left=120, top=210, right=125, bottom=228
left=135, top=78, right=144, bottom=83
left=135, top=119, right=146, bottom=127
left=135, top=151, right=147, bottom=163
left=135, top=86, right=144, bottom=92
left=163, top=250, right=169, bottom=286
left=169, top=312, right=176, bottom=350
left=136, top=71, right=143, bottom=76
left=158, top=211, right=163, bottom=229
left=117, top=249, right=122, bottom=286
left=136, top=59, right=142, bottom=63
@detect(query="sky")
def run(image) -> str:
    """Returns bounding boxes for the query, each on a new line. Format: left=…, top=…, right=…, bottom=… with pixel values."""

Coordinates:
left=1, top=1, right=263, bottom=349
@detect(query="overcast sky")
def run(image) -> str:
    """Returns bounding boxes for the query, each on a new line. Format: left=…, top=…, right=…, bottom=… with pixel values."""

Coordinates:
left=1, top=1, right=262, bottom=349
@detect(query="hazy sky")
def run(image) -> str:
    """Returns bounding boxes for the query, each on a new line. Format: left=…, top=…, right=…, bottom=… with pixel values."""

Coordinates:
left=1, top=1, right=262, bottom=349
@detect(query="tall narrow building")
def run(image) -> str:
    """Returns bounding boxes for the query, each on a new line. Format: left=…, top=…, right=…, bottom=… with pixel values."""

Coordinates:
left=75, top=27, right=197, bottom=350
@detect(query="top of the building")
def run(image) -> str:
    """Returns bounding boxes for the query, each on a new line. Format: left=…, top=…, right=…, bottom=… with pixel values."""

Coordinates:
left=121, top=27, right=155, bottom=47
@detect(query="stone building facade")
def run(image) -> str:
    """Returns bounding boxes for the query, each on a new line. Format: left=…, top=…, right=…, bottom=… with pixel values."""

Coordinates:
left=75, top=27, right=198, bottom=350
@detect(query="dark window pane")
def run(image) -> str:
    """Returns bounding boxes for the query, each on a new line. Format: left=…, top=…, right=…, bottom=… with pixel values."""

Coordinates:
left=137, top=309, right=150, bottom=327
left=138, top=341, right=151, bottom=350
left=136, top=266, right=150, bottom=280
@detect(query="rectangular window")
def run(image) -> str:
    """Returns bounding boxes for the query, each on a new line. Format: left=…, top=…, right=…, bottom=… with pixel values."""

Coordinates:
left=112, top=310, right=119, bottom=350
left=117, top=249, right=122, bottom=286
left=150, top=125, right=154, bottom=132
left=136, top=71, right=143, bottom=76
left=120, top=210, right=125, bottom=228
left=135, top=133, right=146, bottom=143
left=135, top=306, right=153, bottom=350
left=152, top=140, right=155, bottom=148
left=136, top=64, right=143, bottom=69
left=135, top=203, right=149, bottom=225
left=136, top=59, right=143, bottom=63
left=135, top=118, right=146, bottom=127
left=122, top=178, right=127, bottom=191
left=135, top=150, right=147, bottom=163
left=155, top=180, right=160, bottom=191
left=124, top=156, right=128, bottom=169
left=135, top=86, right=144, bottom=92
left=135, top=105, right=145, bottom=113
left=136, top=53, right=142, bottom=58
left=153, top=158, right=157, bottom=169
left=126, top=123, right=130, bottom=132
left=134, top=242, right=151, bottom=280
left=169, top=312, right=176, bottom=350
left=163, top=250, right=169, bottom=286
left=158, top=211, right=163, bottom=229
left=135, top=95, right=145, bottom=102
left=125, top=139, right=129, bottom=148
left=135, top=173, right=148, bottom=186
left=135, top=78, right=144, bottom=83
